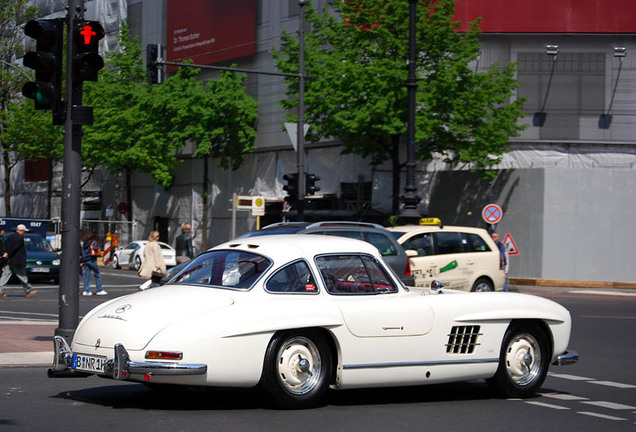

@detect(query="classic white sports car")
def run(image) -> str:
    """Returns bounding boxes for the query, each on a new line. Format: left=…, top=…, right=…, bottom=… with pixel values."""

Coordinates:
left=50, top=235, right=578, bottom=409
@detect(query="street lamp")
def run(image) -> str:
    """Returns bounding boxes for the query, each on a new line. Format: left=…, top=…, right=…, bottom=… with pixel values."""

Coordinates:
left=533, top=44, right=559, bottom=127
left=599, top=47, right=627, bottom=129
left=397, top=0, right=421, bottom=224
left=296, top=0, right=307, bottom=221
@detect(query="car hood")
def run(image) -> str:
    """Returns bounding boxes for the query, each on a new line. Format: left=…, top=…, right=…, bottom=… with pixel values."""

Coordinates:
left=26, top=250, right=59, bottom=262
left=73, top=286, right=235, bottom=351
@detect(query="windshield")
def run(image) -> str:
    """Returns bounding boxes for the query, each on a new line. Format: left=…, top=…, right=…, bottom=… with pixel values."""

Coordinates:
left=171, top=250, right=272, bottom=290
left=24, top=235, right=54, bottom=253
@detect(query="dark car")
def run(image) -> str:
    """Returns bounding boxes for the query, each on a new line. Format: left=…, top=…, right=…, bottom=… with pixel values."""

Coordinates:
left=0, top=233, right=61, bottom=283
left=239, top=221, right=415, bottom=286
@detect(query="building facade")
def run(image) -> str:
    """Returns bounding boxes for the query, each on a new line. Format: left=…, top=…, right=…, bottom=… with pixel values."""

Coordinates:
left=3, top=0, right=635, bottom=283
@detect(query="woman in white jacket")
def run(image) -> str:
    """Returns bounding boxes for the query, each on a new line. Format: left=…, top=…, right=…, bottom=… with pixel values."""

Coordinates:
left=138, top=231, right=167, bottom=290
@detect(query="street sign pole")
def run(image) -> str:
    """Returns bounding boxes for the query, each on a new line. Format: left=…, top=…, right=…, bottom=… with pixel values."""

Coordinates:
left=56, top=0, right=84, bottom=341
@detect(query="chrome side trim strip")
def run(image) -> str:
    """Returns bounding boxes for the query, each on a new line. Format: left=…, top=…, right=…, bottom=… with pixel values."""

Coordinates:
left=343, top=358, right=499, bottom=370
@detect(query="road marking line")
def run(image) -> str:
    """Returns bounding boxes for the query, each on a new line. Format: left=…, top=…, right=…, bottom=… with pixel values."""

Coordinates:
left=588, top=381, right=636, bottom=389
left=525, top=401, right=570, bottom=410
left=581, top=401, right=636, bottom=410
left=548, top=373, right=594, bottom=381
left=577, top=412, right=627, bottom=421
left=569, top=290, right=636, bottom=297
left=540, top=393, right=589, bottom=401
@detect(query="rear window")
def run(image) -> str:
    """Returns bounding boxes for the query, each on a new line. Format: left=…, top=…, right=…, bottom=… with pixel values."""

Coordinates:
left=316, top=254, right=397, bottom=295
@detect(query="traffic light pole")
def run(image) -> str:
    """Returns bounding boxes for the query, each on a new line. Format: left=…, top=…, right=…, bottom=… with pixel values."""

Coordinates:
left=56, top=0, right=85, bottom=341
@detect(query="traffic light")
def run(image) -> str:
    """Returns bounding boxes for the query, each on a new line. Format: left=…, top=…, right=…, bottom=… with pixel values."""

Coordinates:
left=283, top=173, right=299, bottom=204
left=72, top=20, right=105, bottom=82
left=146, top=44, right=159, bottom=84
left=22, top=19, right=63, bottom=111
left=305, top=173, right=320, bottom=195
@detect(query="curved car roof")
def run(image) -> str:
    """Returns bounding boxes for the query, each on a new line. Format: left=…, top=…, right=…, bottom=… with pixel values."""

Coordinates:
left=213, top=234, right=379, bottom=264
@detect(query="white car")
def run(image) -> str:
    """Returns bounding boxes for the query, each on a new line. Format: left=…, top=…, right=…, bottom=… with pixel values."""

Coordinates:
left=50, top=235, right=577, bottom=409
left=388, top=222, right=505, bottom=292
left=111, top=241, right=176, bottom=270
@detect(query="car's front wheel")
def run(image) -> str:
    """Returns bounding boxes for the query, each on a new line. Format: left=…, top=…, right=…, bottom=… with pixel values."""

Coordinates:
left=112, top=255, right=120, bottom=269
left=487, top=322, right=550, bottom=398
left=259, top=330, right=332, bottom=409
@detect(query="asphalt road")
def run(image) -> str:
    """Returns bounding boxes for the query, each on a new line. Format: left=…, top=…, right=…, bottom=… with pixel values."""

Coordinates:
left=0, top=270, right=635, bottom=431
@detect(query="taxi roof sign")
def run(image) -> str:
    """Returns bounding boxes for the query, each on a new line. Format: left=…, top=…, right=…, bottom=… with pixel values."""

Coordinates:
left=419, top=217, right=442, bottom=226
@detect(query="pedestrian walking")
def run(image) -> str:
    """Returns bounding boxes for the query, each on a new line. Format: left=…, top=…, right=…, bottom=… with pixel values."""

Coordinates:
left=138, top=231, right=166, bottom=290
left=81, top=232, right=107, bottom=296
left=175, top=222, right=194, bottom=263
left=491, top=231, right=509, bottom=292
left=0, top=224, right=38, bottom=298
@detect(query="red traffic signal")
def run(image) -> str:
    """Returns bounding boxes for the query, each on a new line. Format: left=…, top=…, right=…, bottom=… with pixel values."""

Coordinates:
left=72, top=20, right=105, bottom=82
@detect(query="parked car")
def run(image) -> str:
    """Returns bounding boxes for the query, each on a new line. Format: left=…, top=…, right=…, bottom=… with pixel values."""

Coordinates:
left=0, top=233, right=61, bottom=284
left=50, top=234, right=577, bottom=409
left=111, top=241, right=176, bottom=271
left=387, top=219, right=505, bottom=292
left=241, top=221, right=415, bottom=286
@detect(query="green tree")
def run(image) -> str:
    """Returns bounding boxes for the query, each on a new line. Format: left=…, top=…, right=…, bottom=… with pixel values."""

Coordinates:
left=274, top=0, right=525, bottom=214
left=0, top=0, right=38, bottom=216
left=84, top=24, right=183, bottom=222
left=142, top=65, right=258, bottom=246
left=3, top=100, right=62, bottom=217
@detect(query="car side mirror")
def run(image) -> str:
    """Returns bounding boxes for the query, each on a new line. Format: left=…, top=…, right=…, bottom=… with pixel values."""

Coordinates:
left=430, top=280, right=445, bottom=293
left=405, top=249, right=417, bottom=257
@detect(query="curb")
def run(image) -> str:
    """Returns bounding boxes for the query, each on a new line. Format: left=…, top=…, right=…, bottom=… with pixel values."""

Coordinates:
left=509, top=278, right=636, bottom=290
left=0, top=351, right=51, bottom=368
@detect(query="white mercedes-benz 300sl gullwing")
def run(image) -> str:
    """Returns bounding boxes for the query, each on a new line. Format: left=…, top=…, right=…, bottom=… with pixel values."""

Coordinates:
left=50, top=234, right=578, bottom=409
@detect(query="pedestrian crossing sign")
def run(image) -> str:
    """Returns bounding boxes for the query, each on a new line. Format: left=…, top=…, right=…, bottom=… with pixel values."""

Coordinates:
left=504, top=232, right=519, bottom=255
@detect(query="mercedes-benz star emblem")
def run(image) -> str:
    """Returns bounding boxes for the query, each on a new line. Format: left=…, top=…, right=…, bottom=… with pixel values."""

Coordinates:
left=116, top=304, right=132, bottom=314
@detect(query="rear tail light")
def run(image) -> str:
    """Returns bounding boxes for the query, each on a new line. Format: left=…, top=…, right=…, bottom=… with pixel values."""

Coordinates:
left=499, top=255, right=503, bottom=270
left=145, top=351, right=183, bottom=360
left=405, top=257, right=412, bottom=277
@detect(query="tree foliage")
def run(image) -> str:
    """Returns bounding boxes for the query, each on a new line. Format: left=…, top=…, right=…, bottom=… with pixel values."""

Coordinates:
left=84, top=24, right=258, bottom=224
left=274, top=0, right=525, bottom=213
left=0, top=0, right=54, bottom=217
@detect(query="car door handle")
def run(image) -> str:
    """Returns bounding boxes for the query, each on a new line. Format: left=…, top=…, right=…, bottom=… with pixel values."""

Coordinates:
left=466, top=260, right=475, bottom=265
left=429, top=263, right=438, bottom=268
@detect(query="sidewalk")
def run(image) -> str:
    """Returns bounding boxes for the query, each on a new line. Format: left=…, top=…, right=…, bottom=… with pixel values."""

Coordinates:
left=0, top=321, right=57, bottom=367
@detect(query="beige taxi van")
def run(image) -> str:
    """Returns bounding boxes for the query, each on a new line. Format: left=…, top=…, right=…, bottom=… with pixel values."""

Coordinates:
left=387, top=219, right=505, bottom=292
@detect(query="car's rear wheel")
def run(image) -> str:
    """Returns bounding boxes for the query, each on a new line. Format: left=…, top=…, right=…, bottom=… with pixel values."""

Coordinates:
left=259, top=330, right=332, bottom=409
left=471, top=277, right=494, bottom=292
left=487, top=322, right=550, bottom=398
left=134, top=256, right=142, bottom=271
left=112, top=255, right=120, bottom=269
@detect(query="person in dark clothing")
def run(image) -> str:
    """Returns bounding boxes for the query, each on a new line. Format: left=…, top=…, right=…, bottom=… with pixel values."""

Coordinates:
left=175, top=222, right=194, bottom=264
left=0, top=224, right=37, bottom=298
left=80, top=232, right=107, bottom=296
left=491, top=231, right=509, bottom=292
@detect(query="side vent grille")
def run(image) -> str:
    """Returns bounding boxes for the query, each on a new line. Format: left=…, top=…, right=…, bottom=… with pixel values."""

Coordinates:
left=446, top=325, right=481, bottom=354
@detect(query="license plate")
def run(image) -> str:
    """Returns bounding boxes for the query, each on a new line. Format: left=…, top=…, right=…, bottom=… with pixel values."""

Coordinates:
left=31, top=267, right=50, bottom=273
left=72, top=353, right=107, bottom=373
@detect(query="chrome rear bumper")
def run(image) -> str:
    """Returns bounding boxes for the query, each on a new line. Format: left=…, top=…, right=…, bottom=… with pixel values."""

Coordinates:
left=552, top=350, right=579, bottom=366
left=49, top=335, right=207, bottom=379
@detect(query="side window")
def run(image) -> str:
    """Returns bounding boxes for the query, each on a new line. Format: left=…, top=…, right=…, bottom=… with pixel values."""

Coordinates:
left=462, top=233, right=491, bottom=252
left=365, top=232, right=397, bottom=256
left=402, top=233, right=433, bottom=256
left=266, top=260, right=317, bottom=293
left=434, top=232, right=464, bottom=255
left=316, top=254, right=397, bottom=295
